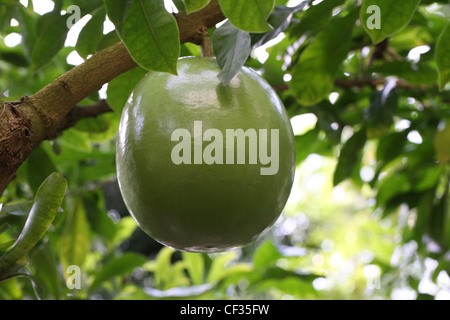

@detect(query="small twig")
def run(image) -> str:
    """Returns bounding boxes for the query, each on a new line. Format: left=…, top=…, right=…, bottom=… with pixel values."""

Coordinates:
left=56, top=100, right=113, bottom=134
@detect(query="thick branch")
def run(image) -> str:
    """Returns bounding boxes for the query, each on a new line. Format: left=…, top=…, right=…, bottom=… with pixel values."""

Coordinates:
left=0, top=0, right=225, bottom=196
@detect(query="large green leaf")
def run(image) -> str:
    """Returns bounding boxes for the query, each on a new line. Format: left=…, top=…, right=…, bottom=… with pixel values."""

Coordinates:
left=122, top=0, right=180, bottom=74
left=0, top=173, right=67, bottom=275
left=213, top=21, right=251, bottom=85
left=183, top=0, right=211, bottom=14
left=218, top=0, right=274, bottom=33
left=436, top=22, right=450, bottom=90
left=290, top=9, right=358, bottom=106
left=361, top=0, right=421, bottom=44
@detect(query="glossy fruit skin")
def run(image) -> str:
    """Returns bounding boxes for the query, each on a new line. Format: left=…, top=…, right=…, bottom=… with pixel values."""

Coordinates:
left=116, top=57, right=295, bottom=252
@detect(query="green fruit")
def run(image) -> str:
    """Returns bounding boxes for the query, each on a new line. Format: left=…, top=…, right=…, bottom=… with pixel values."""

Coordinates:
left=116, top=57, right=295, bottom=252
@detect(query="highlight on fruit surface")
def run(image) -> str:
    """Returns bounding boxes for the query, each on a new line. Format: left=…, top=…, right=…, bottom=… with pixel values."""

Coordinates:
left=116, top=57, right=296, bottom=252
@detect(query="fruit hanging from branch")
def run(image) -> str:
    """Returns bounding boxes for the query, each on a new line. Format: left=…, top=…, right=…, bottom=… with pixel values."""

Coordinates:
left=116, top=57, right=296, bottom=252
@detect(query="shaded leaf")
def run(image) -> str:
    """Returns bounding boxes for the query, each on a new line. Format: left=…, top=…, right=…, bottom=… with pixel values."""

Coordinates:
left=289, top=0, right=346, bottom=37
left=251, top=2, right=310, bottom=48
left=364, top=81, right=398, bottom=139
left=28, top=239, right=62, bottom=300
left=76, top=8, right=106, bottom=59
left=103, top=0, right=132, bottom=37
left=436, top=22, right=450, bottom=90
left=59, top=199, right=91, bottom=271
left=26, top=145, right=58, bottom=195
left=434, top=121, right=450, bottom=163
left=333, top=128, right=367, bottom=186
left=107, top=66, right=148, bottom=113
left=213, top=21, right=251, bottom=85
left=31, top=11, right=69, bottom=69
left=290, top=9, right=358, bottom=106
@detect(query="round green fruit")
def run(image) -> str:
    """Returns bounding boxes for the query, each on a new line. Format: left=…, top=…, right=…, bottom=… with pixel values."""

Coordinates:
left=116, top=57, right=296, bottom=252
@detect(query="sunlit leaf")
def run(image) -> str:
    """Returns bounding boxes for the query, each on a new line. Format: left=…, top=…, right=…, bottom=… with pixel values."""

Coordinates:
left=218, top=0, right=274, bottom=33
left=361, top=0, right=421, bottom=44
left=183, top=0, right=211, bottom=14
left=122, top=0, right=180, bottom=74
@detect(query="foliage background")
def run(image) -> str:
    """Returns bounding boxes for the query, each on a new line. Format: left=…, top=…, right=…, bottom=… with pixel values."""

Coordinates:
left=0, top=0, right=450, bottom=300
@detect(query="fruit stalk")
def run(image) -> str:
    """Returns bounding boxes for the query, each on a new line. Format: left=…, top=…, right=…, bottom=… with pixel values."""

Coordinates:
left=200, top=27, right=214, bottom=58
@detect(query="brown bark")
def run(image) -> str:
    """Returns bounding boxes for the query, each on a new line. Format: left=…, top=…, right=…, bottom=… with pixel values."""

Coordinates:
left=0, top=0, right=225, bottom=196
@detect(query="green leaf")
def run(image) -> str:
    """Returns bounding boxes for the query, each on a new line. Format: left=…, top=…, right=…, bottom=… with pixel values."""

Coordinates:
left=59, top=129, right=92, bottom=153
left=26, top=145, right=59, bottom=195
left=183, top=0, right=211, bottom=14
left=364, top=81, right=398, bottom=139
left=252, top=241, right=282, bottom=269
left=370, top=60, right=438, bottom=86
left=213, top=21, right=251, bottom=85
left=290, top=9, right=358, bottom=106
left=89, top=252, right=147, bottom=293
left=0, top=173, right=67, bottom=275
left=289, top=0, right=346, bottom=37
left=376, top=171, right=411, bottom=205
left=107, top=66, right=148, bottom=113
left=76, top=8, right=106, bottom=59
left=59, top=199, right=91, bottom=271
left=182, top=252, right=205, bottom=285
left=295, top=127, right=333, bottom=164
left=218, top=0, right=274, bottom=33
left=436, top=22, right=450, bottom=90
left=28, top=239, right=62, bottom=300
left=251, top=2, right=310, bottom=48
left=16, top=6, right=38, bottom=62
left=333, top=128, right=367, bottom=186
left=103, top=0, right=133, bottom=38
left=122, top=0, right=180, bottom=74
left=361, top=0, right=421, bottom=44
left=31, top=11, right=69, bottom=69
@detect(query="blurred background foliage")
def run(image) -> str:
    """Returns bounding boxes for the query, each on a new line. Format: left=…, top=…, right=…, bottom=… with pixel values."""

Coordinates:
left=0, top=0, right=450, bottom=300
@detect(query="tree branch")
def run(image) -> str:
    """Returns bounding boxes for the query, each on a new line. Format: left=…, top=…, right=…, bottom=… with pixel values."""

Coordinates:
left=56, top=100, right=113, bottom=134
left=0, top=0, right=225, bottom=196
